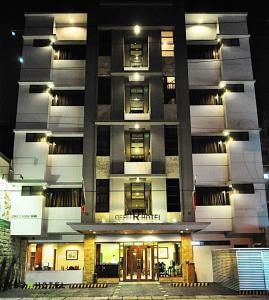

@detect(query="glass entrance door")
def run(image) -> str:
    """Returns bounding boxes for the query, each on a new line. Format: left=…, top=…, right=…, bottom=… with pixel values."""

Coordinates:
left=123, top=245, right=154, bottom=281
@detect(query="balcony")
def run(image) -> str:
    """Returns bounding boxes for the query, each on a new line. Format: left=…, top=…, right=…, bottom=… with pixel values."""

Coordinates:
left=193, top=153, right=228, bottom=185
left=195, top=205, right=232, bottom=231
left=52, top=60, right=85, bottom=87
left=49, top=106, right=84, bottom=131
left=191, top=105, right=224, bottom=134
left=45, top=207, right=81, bottom=233
left=46, top=154, right=83, bottom=183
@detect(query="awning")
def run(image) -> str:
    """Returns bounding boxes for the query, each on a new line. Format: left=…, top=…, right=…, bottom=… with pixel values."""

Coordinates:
left=67, top=222, right=210, bottom=235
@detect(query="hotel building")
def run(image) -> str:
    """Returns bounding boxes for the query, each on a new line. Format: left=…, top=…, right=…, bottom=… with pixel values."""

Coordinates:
left=9, top=1, right=268, bottom=284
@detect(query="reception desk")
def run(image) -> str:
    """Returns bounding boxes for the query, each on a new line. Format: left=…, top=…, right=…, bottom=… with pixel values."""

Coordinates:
left=25, top=270, right=83, bottom=284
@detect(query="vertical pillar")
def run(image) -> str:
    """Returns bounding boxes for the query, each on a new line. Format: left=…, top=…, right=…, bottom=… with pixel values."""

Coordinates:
left=181, top=234, right=194, bottom=282
left=174, top=1, right=195, bottom=222
left=83, top=2, right=98, bottom=223
left=84, top=235, right=95, bottom=283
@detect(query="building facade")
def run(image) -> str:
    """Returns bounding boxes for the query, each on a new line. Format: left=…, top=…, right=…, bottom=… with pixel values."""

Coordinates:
left=10, top=1, right=268, bottom=284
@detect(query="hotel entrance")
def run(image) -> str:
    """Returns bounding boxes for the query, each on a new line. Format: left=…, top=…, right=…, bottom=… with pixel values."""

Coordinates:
left=123, top=245, right=155, bottom=281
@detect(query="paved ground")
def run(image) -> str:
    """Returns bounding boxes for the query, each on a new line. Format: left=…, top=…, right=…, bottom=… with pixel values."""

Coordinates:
left=0, top=283, right=267, bottom=299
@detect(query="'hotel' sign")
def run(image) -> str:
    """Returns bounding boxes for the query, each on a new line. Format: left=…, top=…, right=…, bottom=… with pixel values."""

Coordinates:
left=115, top=214, right=161, bottom=222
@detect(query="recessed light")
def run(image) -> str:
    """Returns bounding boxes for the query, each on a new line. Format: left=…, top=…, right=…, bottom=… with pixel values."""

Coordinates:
left=134, top=25, right=141, bottom=35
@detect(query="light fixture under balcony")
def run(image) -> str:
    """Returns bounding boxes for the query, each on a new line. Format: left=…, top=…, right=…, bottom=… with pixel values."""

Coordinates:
left=223, top=130, right=229, bottom=136
left=219, top=82, right=226, bottom=89
left=134, top=25, right=141, bottom=35
left=134, top=123, right=140, bottom=130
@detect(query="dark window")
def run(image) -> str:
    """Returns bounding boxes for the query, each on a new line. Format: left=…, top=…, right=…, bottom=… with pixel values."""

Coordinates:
left=99, top=30, right=111, bottom=56
left=230, top=131, right=249, bottom=141
left=226, top=84, right=244, bottom=93
left=53, top=45, right=86, bottom=60
left=192, top=136, right=226, bottom=153
left=29, top=85, right=48, bottom=93
left=234, top=244, right=248, bottom=248
left=50, top=90, right=84, bottom=106
left=33, top=39, right=51, bottom=47
left=201, top=240, right=231, bottom=246
left=166, top=179, right=181, bottom=212
left=26, top=133, right=47, bottom=142
left=232, top=184, right=254, bottom=194
left=222, top=38, right=240, bottom=47
left=97, top=126, right=110, bottom=156
left=48, top=137, right=83, bottom=154
left=163, top=77, right=176, bottom=104
left=165, top=126, right=178, bottom=155
left=45, top=188, right=82, bottom=207
left=189, top=89, right=223, bottom=105
left=21, top=186, right=44, bottom=196
left=187, top=45, right=220, bottom=59
left=196, top=187, right=230, bottom=206
left=96, top=179, right=109, bottom=212
left=98, top=77, right=111, bottom=104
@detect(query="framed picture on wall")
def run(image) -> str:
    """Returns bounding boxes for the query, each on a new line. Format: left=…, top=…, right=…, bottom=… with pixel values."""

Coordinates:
left=66, top=250, right=78, bottom=260
left=158, top=247, right=168, bottom=259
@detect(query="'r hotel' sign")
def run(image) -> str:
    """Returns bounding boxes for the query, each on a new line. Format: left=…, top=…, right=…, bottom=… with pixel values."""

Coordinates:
left=115, top=214, right=161, bottom=222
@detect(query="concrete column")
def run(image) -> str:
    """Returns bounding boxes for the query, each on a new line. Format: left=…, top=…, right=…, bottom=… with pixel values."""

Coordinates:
left=174, top=2, right=195, bottom=222
left=84, top=235, right=95, bottom=283
left=111, top=77, right=125, bottom=120
left=151, top=125, right=165, bottom=174
left=83, top=3, right=98, bottom=223
left=150, top=76, right=164, bottom=121
left=181, top=234, right=194, bottom=282
left=111, top=125, right=125, bottom=174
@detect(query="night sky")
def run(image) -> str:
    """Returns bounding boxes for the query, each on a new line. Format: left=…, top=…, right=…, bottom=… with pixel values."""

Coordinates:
left=0, top=0, right=268, bottom=159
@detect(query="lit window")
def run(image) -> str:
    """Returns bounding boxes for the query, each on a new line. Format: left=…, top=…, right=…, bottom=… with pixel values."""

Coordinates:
left=264, top=174, right=269, bottom=180
left=161, top=31, right=174, bottom=57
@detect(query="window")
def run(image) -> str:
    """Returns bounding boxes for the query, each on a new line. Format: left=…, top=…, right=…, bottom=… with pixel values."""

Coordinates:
left=98, top=77, right=111, bottom=104
left=222, top=38, right=240, bottom=47
left=163, top=77, right=176, bottom=104
left=53, top=45, right=86, bottom=60
left=97, top=126, right=110, bottom=156
left=196, top=187, right=230, bottom=206
left=124, top=36, right=148, bottom=68
left=200, top=241, right=231, bottom=246
left=29, top=85, right=48, bottom=93
left=96, top=179, right=109, bottom=212
left=45, top=188, right=82, bottom=207
left=226, top=84, right=244, bottom=93
left=232, top=184, right=254, bottom=194
left=161, top=31, right=174, bottom=57
left=50, top=90, right=84, bottom=106
left=26, top=133, right=47, bottom=142
left=229, top=131, right=249, bottom=141
left=125, top=181, right=151, bottom=215
left=125, top=131, right=150, bottom=162
left=125, top=85, right=149, bottom=114
left=99, top=30, right=111, bottom=56
left=187, top=45, right=220, bottom=59
left=166, top=179, right=180, bottom=212
left=21, top=186, right=44, bottom=196
left=48, top=137, right=83, bottom=154
left=192, top=136, right=226, bottom=153
left=164, top=126, right=178, bottom=156
left=33, top=39, right=51, bottom=47
left=189, top=90, right=223, bottom=105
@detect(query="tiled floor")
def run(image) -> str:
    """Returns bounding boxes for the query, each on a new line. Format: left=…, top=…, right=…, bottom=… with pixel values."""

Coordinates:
left=0, top=283, right=262, bottom=299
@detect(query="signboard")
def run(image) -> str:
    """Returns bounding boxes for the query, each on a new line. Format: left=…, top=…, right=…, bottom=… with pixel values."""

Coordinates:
left=115, top=214, right=161, bottom=223
left=10, top=196, right=44, bottom=235
left=0, top=179, right=11, bottom=225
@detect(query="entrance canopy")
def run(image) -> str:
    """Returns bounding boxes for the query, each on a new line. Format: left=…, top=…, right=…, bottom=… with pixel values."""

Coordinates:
left=68, top=222, right=210, bottom=235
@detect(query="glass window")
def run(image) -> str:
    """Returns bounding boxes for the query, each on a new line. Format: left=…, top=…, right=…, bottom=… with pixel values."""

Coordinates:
left=163, top=77, right=176, bottom=104
left=125, top=85, right=149, bottom=114
left=96, top=179, right=110, bottom=212
left=124, top=36, right=148, bottom=68
left=166, top=179, right=180, bottom=212
left=161, top=31, right=174, bottom=57
left=97, top=126, right=110, bottom=156
left=164, top=126, right=178, bottom=156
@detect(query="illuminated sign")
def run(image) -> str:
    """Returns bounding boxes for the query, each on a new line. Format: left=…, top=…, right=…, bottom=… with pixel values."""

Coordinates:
left=115, top=214, right=161, bottom=222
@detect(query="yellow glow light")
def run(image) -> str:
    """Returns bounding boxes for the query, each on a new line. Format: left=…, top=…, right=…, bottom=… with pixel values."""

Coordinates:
left=134, top=25, right=141, bottom=35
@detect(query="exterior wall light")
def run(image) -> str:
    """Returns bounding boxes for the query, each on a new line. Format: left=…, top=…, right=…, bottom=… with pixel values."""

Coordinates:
left=134, top=123, right=140, bottom=130
left=134, top=25, right=141, bottom=35
left=11, top=31, right=16, bottom=37
left=223, top=130, right=229, bottom=136
left=18, top=57, right=24, bottom=64
left=219, top=82, right=226, bottom=89
left=47, top=82, right=54, bottom=89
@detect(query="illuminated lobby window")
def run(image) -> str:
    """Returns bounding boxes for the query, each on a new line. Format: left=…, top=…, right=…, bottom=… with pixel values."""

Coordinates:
left=161, top=31, right=174, bottom=57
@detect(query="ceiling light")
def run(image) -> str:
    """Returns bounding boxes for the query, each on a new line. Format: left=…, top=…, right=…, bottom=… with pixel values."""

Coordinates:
left=47, top=82, right=54, bottom=89
left=18, top=57, right=24, bottom=64
left=134, top=25, right=141, bottom=35
left=223, top=130, right=229, bottom=137
left=134, top=123, right=140, bottom=130
left=69, top=18, right=74, bottom=24
left=11, top=31, right=16, bottom=37
left=219, top=82, right=226, bottom=89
